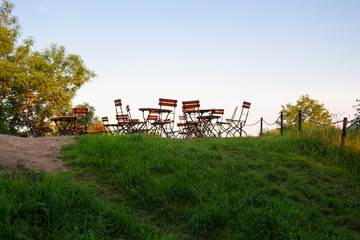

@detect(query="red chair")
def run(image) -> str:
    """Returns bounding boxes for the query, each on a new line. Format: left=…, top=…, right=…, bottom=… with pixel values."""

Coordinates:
left=73, top=108, right=89, bottom=134
left=152, top=98, right=178, bottom=137
left=181, top=100, right=202, bottom=138
left=102, top=116, right=118, bottom=135
left=126, top=105, right=144, bottom=133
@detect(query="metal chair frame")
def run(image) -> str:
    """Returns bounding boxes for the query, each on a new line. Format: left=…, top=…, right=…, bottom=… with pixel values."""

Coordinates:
left=224, top=101, right=251, bottom=137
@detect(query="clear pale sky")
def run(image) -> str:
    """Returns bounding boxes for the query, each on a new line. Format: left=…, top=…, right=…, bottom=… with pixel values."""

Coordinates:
left=13, top=0, right=360, bottom=135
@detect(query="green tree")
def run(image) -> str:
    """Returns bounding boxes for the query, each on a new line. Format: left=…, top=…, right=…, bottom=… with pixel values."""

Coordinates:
left=0, top=0, right=96, bottom=135
left=280, top=94, right=332, bottom=127
left=349, top=99, right=360, bottom=131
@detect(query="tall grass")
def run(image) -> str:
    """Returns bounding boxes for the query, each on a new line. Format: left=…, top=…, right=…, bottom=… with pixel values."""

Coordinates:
left=62, top=134, right=360, bottom=239
left=0, top=171, right=165, bottom=240
left=287, top=126, right=360, bottom=175
left=1, top=132, right=359, bottom=239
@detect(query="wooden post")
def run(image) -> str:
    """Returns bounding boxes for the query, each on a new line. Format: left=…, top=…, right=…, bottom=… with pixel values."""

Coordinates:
left=260, top=117, right=263, bottom=136
left=341, top=117, right=347, bottom=152
left=298, top=110, right=302, bottom=131
left=280, top=112, right=283, bottom=135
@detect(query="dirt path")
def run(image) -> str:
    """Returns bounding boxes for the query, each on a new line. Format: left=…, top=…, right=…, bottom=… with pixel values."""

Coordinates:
left=0, top=135, right=75, bottom=172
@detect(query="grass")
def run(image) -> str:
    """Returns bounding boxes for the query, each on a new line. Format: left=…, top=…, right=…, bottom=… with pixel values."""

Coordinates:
left=285, top=126, right=360, bottom=175
left=0, top=171, right=163, bottom=240
left=1, top=131, right=360, bottom=239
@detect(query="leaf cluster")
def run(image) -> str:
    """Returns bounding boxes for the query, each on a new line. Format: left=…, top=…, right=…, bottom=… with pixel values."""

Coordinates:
left=349, top=99, right=360, bottom=131
left=280, top=94, right=332, bottom=127
left=0, top=1, right=96, bottom=135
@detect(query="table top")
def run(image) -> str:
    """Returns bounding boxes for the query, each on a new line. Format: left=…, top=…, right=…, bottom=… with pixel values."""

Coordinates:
left=184, top=109, right=223, bottom=114
left=198, top=115, right=221, bottom=120
left=50, top=116, right=78, bottom=121
left=138, top=108, right=172, bottom=113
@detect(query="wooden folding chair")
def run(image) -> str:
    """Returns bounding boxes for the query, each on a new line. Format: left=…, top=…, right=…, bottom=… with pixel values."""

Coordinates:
left=126, top=105, right=144, bottom=133
left=73, top=108, right=89, bottom=134
left=26, top=109, right=52, bottom=137
left=101, top=117, right=117, bottom=134
left=114, top=99, right=129, bottom=134
left=225, top=101, right=251, bottom=137
left=208, top=109, right=225, bottom=137
left=152, top=98, right=178, bottom=137
left=176, top=115, right=189, bottom=138
left=182, top=100, right=202, bottom=138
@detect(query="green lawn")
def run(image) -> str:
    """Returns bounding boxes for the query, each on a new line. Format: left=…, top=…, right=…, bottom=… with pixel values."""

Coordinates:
left=1, top=133, right=359, bottom=239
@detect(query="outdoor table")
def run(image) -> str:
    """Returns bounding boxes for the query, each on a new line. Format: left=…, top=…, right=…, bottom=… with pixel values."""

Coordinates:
left=138, top=108, right=172, bottom=136
left=183, top=109, right=223, bottom=138
left=50, top=116, right=78, bottom=135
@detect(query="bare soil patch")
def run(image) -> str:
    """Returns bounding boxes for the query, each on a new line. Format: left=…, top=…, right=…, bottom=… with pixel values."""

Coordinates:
left=0, top=136, right=75, bottom=172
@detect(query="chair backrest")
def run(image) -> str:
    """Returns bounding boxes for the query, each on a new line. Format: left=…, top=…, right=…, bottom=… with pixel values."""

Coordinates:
left=74, top=108, right=89, bottom=115
left=182, top=100, right=200, bottom=119
left=159, top=98, right=177, bottom=122
left=238, top=101, right=251, bottom=123
left=179, top=115, right=187, bottom=121
left=116, top=114, right=129, bottom=123
left=212, top=109, right=224, bottom=122
left=73, top=108, right=89, bottom=131
left=182, top=100, right=200, bottom=111
left=102, top=117, right=109, bottom=124
left=114, top=99, right=122, bottom=107
left=212, top=109, right=224, bottom=115
left=126, top=105, right=132, bottom=119
left=147, top=111, right=158, bottom=121
left=114, top=99, right=125, bottom=116
left=159, top=98, right=177, bottom=108
left=231, top=106, right=238, bottom=120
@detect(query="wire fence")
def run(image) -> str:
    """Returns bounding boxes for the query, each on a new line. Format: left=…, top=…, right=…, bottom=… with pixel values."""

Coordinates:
left=245, top=110, right=349, bottom=152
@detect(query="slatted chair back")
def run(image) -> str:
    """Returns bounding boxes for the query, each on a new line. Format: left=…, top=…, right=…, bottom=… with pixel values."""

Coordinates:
left=159, top=98, right=177, bottom=123
left=102, top=116, right=109, bottom=124
left=212, top=109, right=224, bottom=115
left=212, top=109, right=225, bottom=122
left=126, top=105, right=132, bottom=119
left=73, top=108, right=89, bottom=133
left=238, top=101, right=251, bottom=123
left=159, top=98, right=177, bottom=108
left=114, top=99, right=125, bottom=116
left=182, top=100, right=200, bottom=119
left=179, top=115, right=187, bottom=121
left=182, top=100, right=200, bottom=111
left=177, top=115, right=187, bottom=127
left=147, top=111, right=159, bottom=121
left=116, top=114, right=129, bottom=123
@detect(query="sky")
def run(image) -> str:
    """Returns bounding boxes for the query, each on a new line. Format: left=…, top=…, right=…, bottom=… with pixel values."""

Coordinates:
left=13, top=0, right=360, bottom=135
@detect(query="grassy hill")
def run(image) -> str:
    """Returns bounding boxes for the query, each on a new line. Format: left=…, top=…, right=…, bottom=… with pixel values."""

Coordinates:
left=1, top=132, right=359, bottom=239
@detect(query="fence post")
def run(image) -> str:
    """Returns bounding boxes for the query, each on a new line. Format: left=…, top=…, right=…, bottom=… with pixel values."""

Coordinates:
left=260, top=117, right=263, bottom=136
left=341, top=117, right=347, bottom=152
left=280, top=112, right=283, bottom=135
left=298, top=110, right=302, bottom=131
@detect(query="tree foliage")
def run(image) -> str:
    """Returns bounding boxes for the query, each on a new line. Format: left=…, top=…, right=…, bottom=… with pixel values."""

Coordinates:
left=0, top=0, right=96, bottom=135
left=280, top=94, right=332, bottom=127
left=349, top=99, right=360, bottom=131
